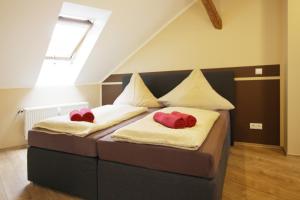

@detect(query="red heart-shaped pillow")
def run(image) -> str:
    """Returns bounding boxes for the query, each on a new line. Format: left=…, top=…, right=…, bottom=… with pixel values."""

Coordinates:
left=69, top=108, right=94, bottom=123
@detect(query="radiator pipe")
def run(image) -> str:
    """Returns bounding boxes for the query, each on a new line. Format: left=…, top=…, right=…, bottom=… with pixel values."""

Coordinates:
left=17, top=109, right=24, bottom=115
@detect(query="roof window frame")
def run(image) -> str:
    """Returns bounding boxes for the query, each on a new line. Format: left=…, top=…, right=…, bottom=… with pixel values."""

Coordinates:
left=45, top=16, right=93, bottom=61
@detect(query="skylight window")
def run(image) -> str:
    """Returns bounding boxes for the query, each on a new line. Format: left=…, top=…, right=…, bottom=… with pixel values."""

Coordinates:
left=45, top=16, right=93, bottom=60
left=36, top=2, right=111, bottom=87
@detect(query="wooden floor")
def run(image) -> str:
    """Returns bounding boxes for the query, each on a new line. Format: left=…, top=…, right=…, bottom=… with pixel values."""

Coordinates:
left=0, top=145, right=299, bottom=200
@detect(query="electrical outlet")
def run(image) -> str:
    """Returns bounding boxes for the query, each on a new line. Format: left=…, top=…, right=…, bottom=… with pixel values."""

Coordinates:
left=255, top=68, right=263, bottom=75
left=249, top=123, right=263, bottom=130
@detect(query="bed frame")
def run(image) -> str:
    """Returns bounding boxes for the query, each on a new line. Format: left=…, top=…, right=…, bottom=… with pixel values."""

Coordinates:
left=98, top=129, right=230, bottom=200
left=27, top=147, right=98, bottom=200
left=27, top=70, right=235, bottom=200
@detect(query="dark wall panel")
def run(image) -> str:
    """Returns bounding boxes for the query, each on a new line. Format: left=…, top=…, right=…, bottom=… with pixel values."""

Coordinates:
left=234, top=80, right=280, bottom=145
left=103, top=65, right=279, bottom=83
left=102, top=65, right=280, bottom=146
left=102, top=85, right=123, bottom=105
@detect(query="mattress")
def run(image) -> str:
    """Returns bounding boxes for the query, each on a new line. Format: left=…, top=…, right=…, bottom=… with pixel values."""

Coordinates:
left=111, top=107, right=220, bottom=150
left=97, top=110, right=229, bottom=178
left=28, top=109, right=157, bottom=157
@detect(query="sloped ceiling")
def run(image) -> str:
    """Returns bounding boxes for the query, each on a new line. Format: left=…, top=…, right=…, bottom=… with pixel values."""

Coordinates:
left=0, top=0, right=194, bottom=88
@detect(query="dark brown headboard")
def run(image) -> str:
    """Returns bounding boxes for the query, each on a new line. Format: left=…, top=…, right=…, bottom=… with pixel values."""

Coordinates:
left=122, top=71, right=235, bottom=106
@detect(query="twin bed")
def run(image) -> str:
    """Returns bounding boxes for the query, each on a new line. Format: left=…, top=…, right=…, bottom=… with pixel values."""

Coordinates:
left=27, top=70, right=235, bottom=200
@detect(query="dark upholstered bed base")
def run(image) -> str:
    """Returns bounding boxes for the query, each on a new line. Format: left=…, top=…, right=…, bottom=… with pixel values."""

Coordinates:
left=98, top=129, right=230, bottom=200
left=27, top=147, right=98, bottom=200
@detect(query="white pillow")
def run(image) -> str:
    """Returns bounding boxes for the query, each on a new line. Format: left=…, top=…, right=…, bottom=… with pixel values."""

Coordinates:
left=113, top=73, right=161, bottom=107
left=159, top=69, right=235, bottom=110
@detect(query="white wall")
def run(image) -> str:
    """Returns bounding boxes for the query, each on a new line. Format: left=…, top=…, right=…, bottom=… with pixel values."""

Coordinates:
left=0, top=0, right=194, bottom=88
left=287, top=0, right=300, bottom=155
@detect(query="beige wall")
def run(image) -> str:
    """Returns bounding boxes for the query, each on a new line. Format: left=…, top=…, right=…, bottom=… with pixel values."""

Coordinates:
left=287, top=0, right=300, bottom=155
left=115, top=0, right=285, bottom=146
left=116, top=0, right=283, bottom=73
left=0, top=85, right=101, bottom=149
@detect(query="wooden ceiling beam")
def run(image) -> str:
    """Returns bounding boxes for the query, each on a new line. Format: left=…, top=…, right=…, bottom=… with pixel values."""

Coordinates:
left=201, top=0, right=222, bottom=29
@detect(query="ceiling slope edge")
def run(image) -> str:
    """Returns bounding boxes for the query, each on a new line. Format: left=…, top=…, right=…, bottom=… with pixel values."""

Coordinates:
left=99, top=0, right=197, bottom=83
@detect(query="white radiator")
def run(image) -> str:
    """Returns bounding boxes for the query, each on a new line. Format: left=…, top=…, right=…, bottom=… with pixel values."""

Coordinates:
left=24, top=102, right=89, bottom=140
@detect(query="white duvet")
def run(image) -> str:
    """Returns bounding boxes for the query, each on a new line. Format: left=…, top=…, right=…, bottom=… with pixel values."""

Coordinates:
left=33, top=105, right=148, bottom=137
left=111, top=107, right=220, bottom=150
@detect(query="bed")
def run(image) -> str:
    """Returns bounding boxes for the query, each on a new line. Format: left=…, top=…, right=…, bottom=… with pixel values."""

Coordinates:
left=27, top=70, right=235, bottom=200
left=27, top=109, right=155, bottom=200
left=96, top=70, right=235, bottom=200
